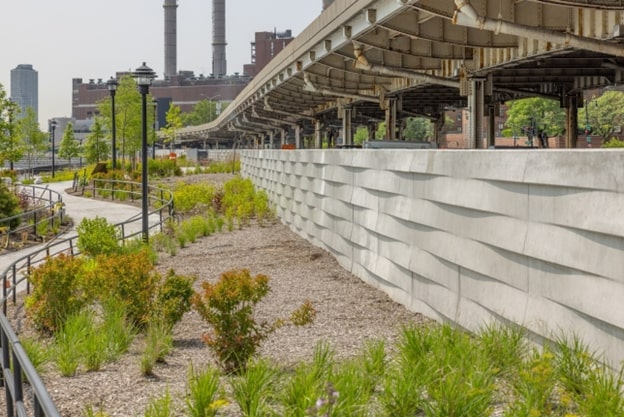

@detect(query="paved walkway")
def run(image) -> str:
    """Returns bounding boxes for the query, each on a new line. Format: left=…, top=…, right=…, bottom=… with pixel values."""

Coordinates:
left=0, top=181, right=150, bottom=274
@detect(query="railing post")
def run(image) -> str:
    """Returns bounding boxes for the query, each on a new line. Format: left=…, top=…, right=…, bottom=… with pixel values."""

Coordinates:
left=33, top=211, right=38, bottom=239
left=111, top=181, right=115, bottom=201
left=2, top=331, right=14, bottom=417
left=11, top=264, right=16, bottom=305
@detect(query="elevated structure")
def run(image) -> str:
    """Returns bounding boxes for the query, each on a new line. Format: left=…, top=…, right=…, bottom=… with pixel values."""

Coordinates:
left=178, top=0, right=624, bottom=149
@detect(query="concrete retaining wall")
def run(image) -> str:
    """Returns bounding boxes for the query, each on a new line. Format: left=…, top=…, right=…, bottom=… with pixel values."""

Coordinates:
left=241, top=149, right=624, bottom=365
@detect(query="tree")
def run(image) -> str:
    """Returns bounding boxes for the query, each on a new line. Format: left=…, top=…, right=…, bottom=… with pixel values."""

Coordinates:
left=581, top=91, right=624, bottom=143
left=403, top=117, right=434, bottom=141
left=83, top=117, right=109, bottom=164
left=20, top=108, right=48, bottom=178
left=181, top=99, right=227, bottom=126
left=97, top=75, right=146, bottom=170
left=503, top=97, right=566, bottom=144
left=163, top=103, right=183, bottom=152
left=58, top=122, right=80, bottom=168
left=0, top=85, right=25, bottom=171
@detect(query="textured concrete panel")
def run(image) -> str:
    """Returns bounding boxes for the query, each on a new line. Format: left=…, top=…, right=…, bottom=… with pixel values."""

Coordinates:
left=241, top=149, right=624, bottom=366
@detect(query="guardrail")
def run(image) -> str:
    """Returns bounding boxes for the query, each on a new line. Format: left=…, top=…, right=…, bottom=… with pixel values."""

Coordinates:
left=0, top=179, right=175, bottom=417
left=0, top=184, right=65, bottom=251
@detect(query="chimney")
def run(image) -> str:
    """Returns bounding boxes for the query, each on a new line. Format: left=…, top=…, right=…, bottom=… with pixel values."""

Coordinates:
left=164, top=0, right=178, bottom=79
left=212, top=0, right=227, bottom=77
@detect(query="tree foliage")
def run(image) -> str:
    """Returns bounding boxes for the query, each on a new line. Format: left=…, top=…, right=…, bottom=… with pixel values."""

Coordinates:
left=163, top=103, right=183, bottom=151
left=20, top=107, right=48, bottom=177
left=0, top=84, right=25, bottom=169
left=181, top=99, right=226, bottom=126
left=582, top=91, right=624, bottom=143
left=58, top=122, right=80, bottom=167
left=84, top=117, right=110, bottom=163
left=503, top=97, right=566, bottom=139
left=97, top=75, right=153, bottom=169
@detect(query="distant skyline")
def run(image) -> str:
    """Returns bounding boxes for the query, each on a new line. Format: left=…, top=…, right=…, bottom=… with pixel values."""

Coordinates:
left=1, top=0, right=322, bottom=128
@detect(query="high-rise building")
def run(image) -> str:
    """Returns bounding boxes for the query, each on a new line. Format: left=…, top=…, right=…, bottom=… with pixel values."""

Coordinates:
left=10, top=64, right=38, bottom=120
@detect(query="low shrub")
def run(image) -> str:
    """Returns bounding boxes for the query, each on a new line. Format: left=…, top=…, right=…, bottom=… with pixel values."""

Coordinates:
left=76, top=216, right=121, bottom=257
left=25, top=254, right=88, bottom=332
left=192, top=268, right=315, bottom=373
left=174, top=182, right=217, bottom=214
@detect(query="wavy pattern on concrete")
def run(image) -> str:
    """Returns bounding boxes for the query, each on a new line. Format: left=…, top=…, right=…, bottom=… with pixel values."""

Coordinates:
left=241, top=149, right=624, bottom=365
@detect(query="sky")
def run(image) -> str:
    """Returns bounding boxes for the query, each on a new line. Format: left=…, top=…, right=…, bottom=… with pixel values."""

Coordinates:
left=0, top=0, right=322, bottom=128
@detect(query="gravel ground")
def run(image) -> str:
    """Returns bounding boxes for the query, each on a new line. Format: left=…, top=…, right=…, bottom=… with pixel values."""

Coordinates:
left=1, top=174, right=431, bottom=417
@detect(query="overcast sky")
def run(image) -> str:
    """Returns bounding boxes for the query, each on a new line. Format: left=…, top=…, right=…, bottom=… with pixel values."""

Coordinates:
left=1, top=0, right=322, bottom=128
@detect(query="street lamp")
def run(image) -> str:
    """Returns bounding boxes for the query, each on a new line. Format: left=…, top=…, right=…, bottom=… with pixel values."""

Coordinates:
left=49, top=119, right=57, bottom=178
left=132, top=62, right=157, bottom=243
left=7, top=100, right=16, bottom=171
left=152, top=97, right=158, bottom=159
left=106, top=77, right=119, bottom=170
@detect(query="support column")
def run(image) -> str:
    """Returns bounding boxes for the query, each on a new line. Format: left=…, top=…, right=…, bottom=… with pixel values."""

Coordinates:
left=368, top=122, right=376, bottom=141
left=295, top=125, right=302, bottom=149
left=280, top=128, right=286, bottom=147
left=468, top=78, right=485, bottom=149
left=384, top=98, right=397, bottom=140
left=433, top=113, right=444, bottom=145
left=314, top=119, right=322, bottom=149
left=342, top=105, right=353, bottom=146
left=487, top=104, right=496, bottom=148
left=566, top=95, right=579, bottom=148
left=269, top=131, right=274, bottom=149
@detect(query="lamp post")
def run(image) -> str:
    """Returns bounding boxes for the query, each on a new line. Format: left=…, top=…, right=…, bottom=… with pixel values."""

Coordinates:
left=132, top=62, right=157, bottom=243
left=49, top=119, right=57, bottom=178
left=7, top=100, right=15, bottom=170
left=152, top=97, right=158, bottom=159
left=106, top=77, right=119, bottom=170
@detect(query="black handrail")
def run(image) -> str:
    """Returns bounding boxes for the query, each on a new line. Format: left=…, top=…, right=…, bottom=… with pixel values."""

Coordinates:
left=0, top=179, right=174, bottom=417
left=0, top=184, right=64, bottom=250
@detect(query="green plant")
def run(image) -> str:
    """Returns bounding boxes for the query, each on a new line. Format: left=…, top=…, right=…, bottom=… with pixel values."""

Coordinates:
left=155, top=269, right=195, bottom=328
left=230, top=358, right=279, bottom=417
left=100, top=299, right=136, bottom=361
left=54, top=311, right=91, bottom=376
left=25, top=254, right=88, bottom=332
left=35, top=218, right=50, bottom=237
left=576, top=365, right=624, bottom=416
left=504, top=349, right=557, bottom=417
left=281, top=341, right=334, bottom=417
left=150, top=232, right=178, bottom=256
left=77, top=216, right=121, bottom=257
left=602, top=137, right=624, bottom=147
left=192, top=268, right=315, bottom=373
left=82, top=317, right=107, bottom=372
left=478, top=322, right=528, bottom=377
left=0, top=182, right=21, bottom=228
left=174, top=182, right=216, bottom=213
left=91, top=249, right=159, bottom=328
left=83, top=404, right=110, bottom=417
left=141, top=319, right=174, bottom=376
left=185, top=364, right=227, bottom=417
left=20, top=337, right=51, bottom=374
left=221, top=177, right=272, bottom=227
left=144, top=389, right=173, bottom=417
left=552, top=332, right=600, bottom=396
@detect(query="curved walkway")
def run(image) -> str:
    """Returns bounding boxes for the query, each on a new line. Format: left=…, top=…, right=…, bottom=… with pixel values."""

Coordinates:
left=0, top=181, right=145, bottom=271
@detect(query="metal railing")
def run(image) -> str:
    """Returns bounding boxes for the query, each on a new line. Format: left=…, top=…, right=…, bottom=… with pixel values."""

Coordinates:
left=0, top=185, right=65, bottom=251
left=0, top=179, right=175, bottom=417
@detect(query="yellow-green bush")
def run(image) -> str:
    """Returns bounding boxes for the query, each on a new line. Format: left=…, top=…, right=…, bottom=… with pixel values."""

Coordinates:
left=174, top=182, right=217, bottom=214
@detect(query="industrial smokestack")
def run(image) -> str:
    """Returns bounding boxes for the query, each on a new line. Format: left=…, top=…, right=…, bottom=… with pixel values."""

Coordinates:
left=212, top=0, right=227, bottom=77
left=164, top=0, right=178, bottom=79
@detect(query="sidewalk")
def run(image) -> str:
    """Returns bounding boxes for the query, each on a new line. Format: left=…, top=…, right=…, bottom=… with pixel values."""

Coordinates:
left=0, top=181, right=145, bottom=272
